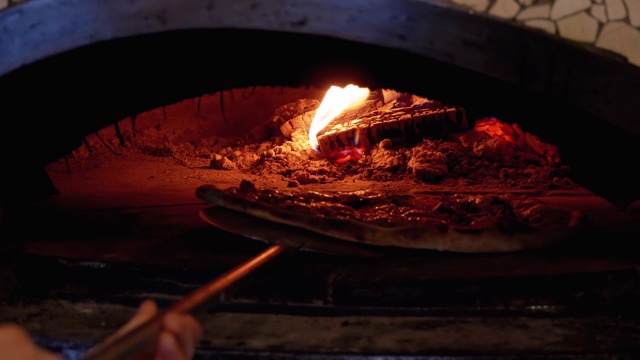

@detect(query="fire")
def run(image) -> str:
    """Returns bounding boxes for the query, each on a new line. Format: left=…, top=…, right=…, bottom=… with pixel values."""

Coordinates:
left=323, top=146, right=364, bottom=165
left=308, top=84, right=370, bottom=151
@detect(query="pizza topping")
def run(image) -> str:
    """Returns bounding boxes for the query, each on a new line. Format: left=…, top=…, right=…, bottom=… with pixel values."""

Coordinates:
left=218, top=179, right=576, bottom=231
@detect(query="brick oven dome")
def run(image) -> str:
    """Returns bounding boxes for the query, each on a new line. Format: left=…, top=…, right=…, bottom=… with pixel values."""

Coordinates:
left=1, top=0, right=640, bottom=207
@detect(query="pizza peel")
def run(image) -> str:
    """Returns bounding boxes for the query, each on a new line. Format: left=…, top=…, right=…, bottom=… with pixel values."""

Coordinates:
left=83, top=205, right=387, bottom=360
left=199, top=205, right=389, bottom=258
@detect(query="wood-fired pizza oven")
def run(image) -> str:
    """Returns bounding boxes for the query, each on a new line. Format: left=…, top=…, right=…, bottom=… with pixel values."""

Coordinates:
left=1, top=0, right=640, bottom=359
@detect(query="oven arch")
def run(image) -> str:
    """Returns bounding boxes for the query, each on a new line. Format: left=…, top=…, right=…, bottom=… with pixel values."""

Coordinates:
left=1, top=0, right=639, bottom=207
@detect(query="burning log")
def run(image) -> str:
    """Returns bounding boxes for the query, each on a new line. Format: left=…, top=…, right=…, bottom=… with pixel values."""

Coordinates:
left=279, top=111, right=316, bottom=139
left=273, top=99, right=320, bottom=139
left=279, top=91, right=382, bottom=139
left=276, top=87, right=468, bottom=164
left=316, top=103, right=468, bottom=156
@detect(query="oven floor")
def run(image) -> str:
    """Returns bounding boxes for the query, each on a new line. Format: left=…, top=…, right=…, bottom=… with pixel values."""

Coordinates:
left=1, top=155, right=640, bottom=359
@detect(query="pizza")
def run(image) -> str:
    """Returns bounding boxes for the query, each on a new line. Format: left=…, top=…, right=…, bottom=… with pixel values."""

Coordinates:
left=195, top=179, right=586, bottom=253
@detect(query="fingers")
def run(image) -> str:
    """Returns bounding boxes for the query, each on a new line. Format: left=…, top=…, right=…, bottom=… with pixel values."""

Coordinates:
left=110, top=300, right=202, bottom=360
left=114, top=299, right=159, bottom=337
left=95, top=300, right=159, bottom=360
left=158, top=313, right=203, bottom=360
left=0, top=305, right=201, bottom=360
left=0, top=324, right=63, bottom=360
left=156, top=331, right=186, bottom=360
left=132, top=299, right=159, bottom=327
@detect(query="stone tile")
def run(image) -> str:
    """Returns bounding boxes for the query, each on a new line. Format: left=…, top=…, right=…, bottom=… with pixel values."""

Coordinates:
left=625, top=0, right=640, bottom=26
left=596, top=21, right=640, bottom=66
left=489, top=0, right=521, bottom=19
left=551, top=0, right=592, bottom=20
left=524, top=18, right=557, bottom=34
left=516, top=4, right=551, bottom=20
left=606, top=0, right=627, bottom=20
left=557, top=11, right=599, bottom=42
left=452, top=0, right=490, bottom=12
left=591, top=4, right=608, bottom=22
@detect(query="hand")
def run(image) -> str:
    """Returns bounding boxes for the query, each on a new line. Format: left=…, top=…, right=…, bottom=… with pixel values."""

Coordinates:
left=116, top=300, right=203, bottom=360
left=0, top=323, right=63, bottom=360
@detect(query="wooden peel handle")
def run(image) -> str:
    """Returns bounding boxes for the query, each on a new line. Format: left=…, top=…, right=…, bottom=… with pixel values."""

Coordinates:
left=83, top=244, right=287, bottom=360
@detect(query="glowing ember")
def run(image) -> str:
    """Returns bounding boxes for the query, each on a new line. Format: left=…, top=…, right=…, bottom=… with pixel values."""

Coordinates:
left=323, top=146, right=364, bottom=165
left=460, top=117, right=561, bottom=164
left=308, top=84, right=370, bottom=151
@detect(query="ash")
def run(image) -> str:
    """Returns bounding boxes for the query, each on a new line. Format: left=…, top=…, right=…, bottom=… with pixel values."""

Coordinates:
left=205, top=99, right=578, bottom=193
left=52, top=92, right=581, bottom=196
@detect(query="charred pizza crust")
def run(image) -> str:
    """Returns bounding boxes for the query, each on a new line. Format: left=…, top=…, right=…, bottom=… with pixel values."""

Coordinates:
left=196, top=180, right=586, bottom=253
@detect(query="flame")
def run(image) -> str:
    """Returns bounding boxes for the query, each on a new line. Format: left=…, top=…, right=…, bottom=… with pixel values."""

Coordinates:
left=308, top=84, right=370, bottom=151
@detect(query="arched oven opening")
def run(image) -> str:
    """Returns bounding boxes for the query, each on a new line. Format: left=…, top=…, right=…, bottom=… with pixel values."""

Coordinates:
left=2, top=28, right=640, bottom=207
left=1, top=2, right=640, bottom=358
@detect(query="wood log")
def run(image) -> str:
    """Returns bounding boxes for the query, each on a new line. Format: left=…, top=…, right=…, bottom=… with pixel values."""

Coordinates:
left=317, top=104, right=467, bottom=154
left=279, top=111, right=316, bottom=138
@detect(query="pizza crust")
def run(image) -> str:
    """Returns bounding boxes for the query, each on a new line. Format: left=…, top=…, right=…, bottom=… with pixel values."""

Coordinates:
left=195, top=182, right=586, bottom=253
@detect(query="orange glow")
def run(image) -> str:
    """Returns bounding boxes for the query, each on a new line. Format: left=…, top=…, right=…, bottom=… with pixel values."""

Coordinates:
left=324, top=146, right=365, bottom=164
left=460, top=117, right=560, bottom=164
left=308, top=84, right=370, bottom=151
